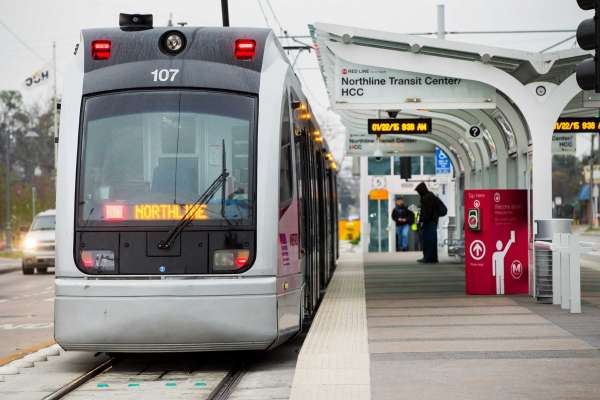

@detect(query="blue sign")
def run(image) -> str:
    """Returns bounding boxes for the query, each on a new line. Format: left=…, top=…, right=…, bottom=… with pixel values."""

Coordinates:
left=435, top=147, right=452, bottom=175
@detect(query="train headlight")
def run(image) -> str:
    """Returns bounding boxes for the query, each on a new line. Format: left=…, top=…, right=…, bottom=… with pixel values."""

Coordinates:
left=160, top=31, right=186, bottom=55
left=23, top=237, right=38, bottom=250
left=213, top=249, right=250, bottom=272
left=80, top=250, right=116, bottom=273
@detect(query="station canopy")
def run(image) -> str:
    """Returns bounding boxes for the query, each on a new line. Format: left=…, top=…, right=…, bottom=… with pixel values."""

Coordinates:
left=309, top=22, right=592, bottom=195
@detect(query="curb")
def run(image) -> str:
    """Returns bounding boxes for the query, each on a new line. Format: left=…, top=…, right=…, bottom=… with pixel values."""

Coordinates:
left=0, top=340, right=57, bottom=368
left=0, top=266, right=20, bottom=275
left=0, top=342, right=63, bottom=381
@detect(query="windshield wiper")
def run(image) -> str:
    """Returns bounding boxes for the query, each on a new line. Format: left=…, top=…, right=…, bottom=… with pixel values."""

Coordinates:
left=157, top=140, right=229, bottom=250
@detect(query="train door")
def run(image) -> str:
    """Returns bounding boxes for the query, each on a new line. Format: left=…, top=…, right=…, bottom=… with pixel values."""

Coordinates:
left=307, top=138, right=320, bottom=306
left=368, top=192, right=389, bottom=252
left=278, top=91, right=298, bottom=276
left=317, top=154, right=328, bottom=291
left=292, top=97, right=318, bottom=317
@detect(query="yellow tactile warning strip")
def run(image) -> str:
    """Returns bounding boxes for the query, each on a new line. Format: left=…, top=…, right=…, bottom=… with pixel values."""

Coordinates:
left=289, top=254, right=370, bottom=400
left=0, top=339, right=56, bottom=367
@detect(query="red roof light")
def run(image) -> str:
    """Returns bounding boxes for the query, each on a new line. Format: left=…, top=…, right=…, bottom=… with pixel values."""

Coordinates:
left=234, top=39, right=256, bottom=60
left=92, top=39, right=112, bottom=60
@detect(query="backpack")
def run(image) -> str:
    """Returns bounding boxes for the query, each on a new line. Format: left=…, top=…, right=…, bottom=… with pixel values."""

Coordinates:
left=434, top=196, right=448, bottom=217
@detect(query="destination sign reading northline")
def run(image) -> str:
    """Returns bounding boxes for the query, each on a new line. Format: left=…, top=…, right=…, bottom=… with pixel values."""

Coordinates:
left=368, top=118, right=432, bottom=135
left=554, top=117, right=600, bottom=133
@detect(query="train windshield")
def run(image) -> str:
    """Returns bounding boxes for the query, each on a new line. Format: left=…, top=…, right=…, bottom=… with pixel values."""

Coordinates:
left=78, top=90, right=255, bottom=225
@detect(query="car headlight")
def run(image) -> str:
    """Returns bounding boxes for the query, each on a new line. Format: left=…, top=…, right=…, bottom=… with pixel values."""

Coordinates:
left=23, top=237, right=38, bottom=250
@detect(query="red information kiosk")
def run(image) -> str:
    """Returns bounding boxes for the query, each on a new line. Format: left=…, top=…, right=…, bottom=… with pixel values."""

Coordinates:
left=464, top=190, right=529, bottom=295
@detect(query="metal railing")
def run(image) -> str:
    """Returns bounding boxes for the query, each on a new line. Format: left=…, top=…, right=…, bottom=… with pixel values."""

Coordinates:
left=534, top=233, right=597, bottom=314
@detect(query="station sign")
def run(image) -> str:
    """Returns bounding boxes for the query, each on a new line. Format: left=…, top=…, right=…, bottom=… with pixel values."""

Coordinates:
left=552, top=133, right=576, bottom=155
left=435, top=147, right=452, bottom=175
left=369, top=189, right=388, bottom=200
left=554, top=117, right=600, bottom=133
left=334, top=59, right=496, bottom=109
left=468, top=126, right=482, bottom=140
left=23, top=68, right=51, bottom=89
left=464, top=190, right=528, bottom=295
left=346, top=134, right=436, bottom=156
left=367, top=118, right=432, bottom=135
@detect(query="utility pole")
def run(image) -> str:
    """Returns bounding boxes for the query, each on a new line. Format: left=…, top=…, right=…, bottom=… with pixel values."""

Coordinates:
left=436, top=4, right=446, bottom=40
left=4, top=131, right=11, bottom=251
left=52, top=41, right=58, bottom=173
left=221, top=0, right=230, bottom=27
left=32, top=186, right=36, bottom=220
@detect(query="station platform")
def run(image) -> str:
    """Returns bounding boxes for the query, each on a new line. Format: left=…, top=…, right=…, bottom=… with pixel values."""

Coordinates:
left=290, top=251, right=600, bottom=400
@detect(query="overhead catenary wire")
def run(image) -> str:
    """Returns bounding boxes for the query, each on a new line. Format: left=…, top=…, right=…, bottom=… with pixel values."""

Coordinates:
left=263, top=0, right=285, bottom=35
left=540, top=34, right=577, bottom=53
left=0, top=18, right=50, bottom=64
left=255, top=0, right=272, bottom=29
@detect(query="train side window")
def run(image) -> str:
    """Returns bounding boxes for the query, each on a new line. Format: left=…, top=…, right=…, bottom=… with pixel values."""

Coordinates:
left=279, top=93, right=293, bottom=207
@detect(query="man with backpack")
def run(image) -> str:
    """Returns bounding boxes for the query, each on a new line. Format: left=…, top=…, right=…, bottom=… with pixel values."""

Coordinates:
left=415, top=182, right=447, bottom=264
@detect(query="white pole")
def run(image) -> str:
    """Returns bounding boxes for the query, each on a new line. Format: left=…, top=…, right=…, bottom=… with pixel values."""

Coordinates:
left=568, top=234, right=581, bottom=314
left=560, top=233, right=570, bottom=310
left=32, top=186, right=36, bottom=220
left=52, top=41, right=58, bottom=173
left=552, top=233, right=561, bottom=305
left=437, top=4, right=446, bottom=40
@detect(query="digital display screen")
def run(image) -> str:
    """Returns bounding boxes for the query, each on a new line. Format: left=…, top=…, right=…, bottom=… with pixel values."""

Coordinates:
left=368, top=118, right=432, bottom=135
left=554, top=117, right=600, bottom=133
left=103, top=203, right=208, bottom=221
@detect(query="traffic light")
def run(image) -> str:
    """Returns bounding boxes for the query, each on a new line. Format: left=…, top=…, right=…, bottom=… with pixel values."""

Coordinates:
left=575, top=0, right=600, bottom=91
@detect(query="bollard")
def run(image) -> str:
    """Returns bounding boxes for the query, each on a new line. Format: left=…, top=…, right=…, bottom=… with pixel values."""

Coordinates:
left=560, top=233, right=570, bottom=310
left=568, top=234, right=581, bottom=314
left=552, top=233, right=561, bottom=306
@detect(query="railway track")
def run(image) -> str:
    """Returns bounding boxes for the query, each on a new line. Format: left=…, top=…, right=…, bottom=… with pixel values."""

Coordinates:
left=41, top=354, right=247, bottom=400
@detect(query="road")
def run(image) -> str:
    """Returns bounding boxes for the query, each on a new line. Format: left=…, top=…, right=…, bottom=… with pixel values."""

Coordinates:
left=0, top=266, right=55, bottom=364
left=580, top=233, right=600, bottom=271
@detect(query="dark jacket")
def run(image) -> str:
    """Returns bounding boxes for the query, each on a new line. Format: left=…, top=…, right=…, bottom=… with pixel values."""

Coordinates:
left=391, top=205, right=414, bottom=226
left=415, top=182, right=439, bottom=224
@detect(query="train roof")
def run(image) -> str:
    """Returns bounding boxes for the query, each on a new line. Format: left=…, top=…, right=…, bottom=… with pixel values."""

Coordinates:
left=80, top=27, right=274, bottom=95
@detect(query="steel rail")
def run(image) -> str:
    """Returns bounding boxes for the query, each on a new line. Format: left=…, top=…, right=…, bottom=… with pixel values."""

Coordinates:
left=206, top=364, right=247, bottom=400
left=41, top=357, right=116, bottom=400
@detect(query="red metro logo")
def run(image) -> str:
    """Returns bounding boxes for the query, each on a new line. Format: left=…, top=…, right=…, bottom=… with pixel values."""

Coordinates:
left=510, top=260, right=523, bottom=280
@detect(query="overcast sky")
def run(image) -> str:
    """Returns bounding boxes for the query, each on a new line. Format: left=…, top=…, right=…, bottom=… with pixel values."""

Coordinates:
left=0, top=0, right=594, bottom=159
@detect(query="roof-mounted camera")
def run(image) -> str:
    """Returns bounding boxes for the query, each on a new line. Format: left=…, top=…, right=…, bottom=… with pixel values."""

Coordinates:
left=119, top=13, right=153, bottom=31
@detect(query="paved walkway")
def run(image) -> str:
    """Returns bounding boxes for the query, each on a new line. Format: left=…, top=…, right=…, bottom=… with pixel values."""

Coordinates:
left=290, top=251, right=600, bottom=400
left=366, top=253, right=600, bottom=400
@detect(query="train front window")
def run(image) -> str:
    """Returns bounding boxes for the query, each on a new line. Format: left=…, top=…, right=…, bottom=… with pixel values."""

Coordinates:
left=78, top=90, right=255, bottom=225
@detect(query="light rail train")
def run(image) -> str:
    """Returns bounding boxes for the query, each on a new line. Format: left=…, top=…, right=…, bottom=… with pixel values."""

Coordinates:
left=55, top=14, right=338, bottom=352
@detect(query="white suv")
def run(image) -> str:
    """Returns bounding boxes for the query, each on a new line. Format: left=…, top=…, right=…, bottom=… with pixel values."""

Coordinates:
left=22, top=209, right=56, bottom=274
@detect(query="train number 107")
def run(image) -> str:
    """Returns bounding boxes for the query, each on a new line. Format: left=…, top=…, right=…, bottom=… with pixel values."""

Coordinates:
left=151, top=69, right=179, bottom=82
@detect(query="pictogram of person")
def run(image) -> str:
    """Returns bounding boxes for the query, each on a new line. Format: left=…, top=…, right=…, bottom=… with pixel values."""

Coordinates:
left=492, top=230, right=515, bottom=295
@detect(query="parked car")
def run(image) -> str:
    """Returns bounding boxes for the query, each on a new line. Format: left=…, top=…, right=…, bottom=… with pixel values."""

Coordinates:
left=22, top=209, right=56, bottom=274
